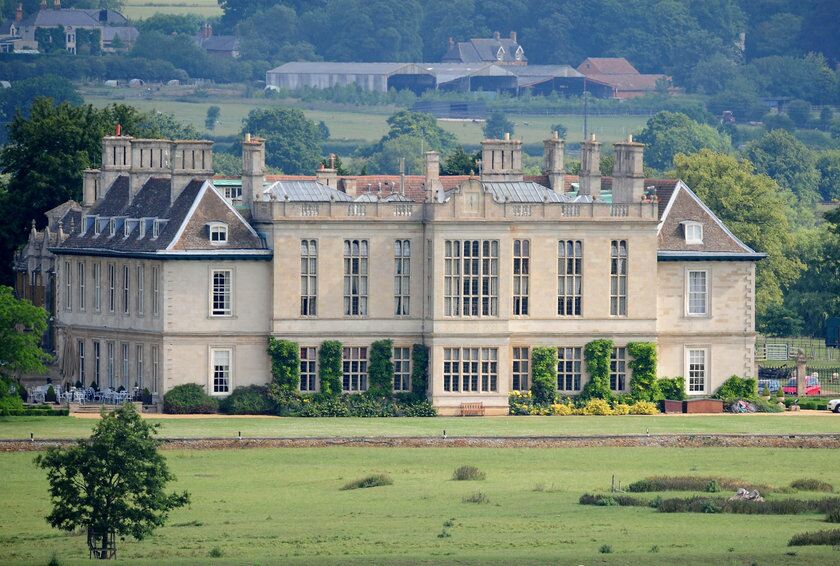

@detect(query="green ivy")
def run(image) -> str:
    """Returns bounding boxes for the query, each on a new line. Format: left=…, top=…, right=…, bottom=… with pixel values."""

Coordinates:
left=76, top=28, right=101, bottom=56
left=367, top=339, right=394, bottom=398
left=318, top=340, right=342, bottom=398
left=267, top=337, right=300, bottom=392
left=581, top=339, right=614, bottom=400
left=411, top=344, right=429, bottom=399
left=530, top=347, right=558, bottom=405
left=627, top=342, right=658, bottom=401
left=657, top=377, right=686, bottom=401
left=34, top=27, right=66, bottom=54
left=712, top=375, right=757, bottom=401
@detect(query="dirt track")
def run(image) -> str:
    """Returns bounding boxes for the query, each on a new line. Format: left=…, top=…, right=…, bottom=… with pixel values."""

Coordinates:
left=3, top=433, right=840, bottom=451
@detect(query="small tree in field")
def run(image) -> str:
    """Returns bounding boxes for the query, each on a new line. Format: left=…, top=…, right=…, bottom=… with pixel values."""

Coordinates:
left=205, top=105, right=220, bottom=131
left=35, top=404, right=189, bottom=559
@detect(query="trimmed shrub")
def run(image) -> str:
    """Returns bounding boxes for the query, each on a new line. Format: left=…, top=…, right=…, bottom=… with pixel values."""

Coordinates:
left=788, top=529, right=840, bottom=547
left=45, top=385, right=57, bottom=403
left=599, top=545, right=612, bottom=554
left=628, top=342, right=658, bottom=401
left=267, top=337, right=300, bottom=392
left=411, top=344, right=429, bottom=399
left=341, top=474, right=393, bottom=490
left=551, top=402, right=574, bottom=415
left=628, top=401, right=659, bottom=415
left=367, top=340, right=394, bottom=398
left=530, top=347, right=558, bottom=405
left=0, top=393, right=25, bottom=415
left=612, top=403, right=631, bottom=415
left=452, top=466, right=485, bottom=481
left=790, top=479, right=834, bottom=492
left=712, top=376, right=757, bottom=401
left=163, top=383, right=218, bottom=414
left=578, top=399, right=613, bottom=415
left=318, top=340, right=342, bottom=398
left=462, top=491, right=489, bottom=504
left=219, top=385, right=274, bottom=415
left=658, top=377, right=686, bottom=401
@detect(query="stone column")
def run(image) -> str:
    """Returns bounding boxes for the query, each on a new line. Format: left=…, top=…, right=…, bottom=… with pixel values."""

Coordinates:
left=795, top=350, right=807, bottom=397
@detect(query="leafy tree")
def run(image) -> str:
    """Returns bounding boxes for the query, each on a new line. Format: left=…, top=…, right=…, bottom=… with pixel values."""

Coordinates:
left=743, top=129, right=821, bottom=206
left=635, top=111, right=731, bottom=171
left=816, top=151, right=840, bottom=202
left=379, top=110, right=456, bottom=153
left=674, top=150, right=803, bottom=315
left=819, top=107, right=834, bottom=131
left=366, top=135, right=426, bottom=175
left=760, top=303, right=805, bottom=337
left=549, top=123, right=567, bottom=139
left=0, top=75, right=81, bottom=125
left=213, top=152, right=242, bottom=176
left=441, top=147, right=479, bottom=175
left=530, top=347, right=557, bottom=405
left=483, top=111, right=514, bottom=140
left=762, top=113, right=795, bottom=132
left=240, top=107, right=323, bottom=174
left=317, top=120, right=330, bottom=142
left=0, top=286, right=50, bottom=379
left=367, top=339, right=394, bottom=398
left=786, top=99, right=811, bottom=127
left=35, top=404, right=189, bottom=559
left=205, top=105, right=220, bottom=131
left=319, top=154, right=349, bottom=175
left=137, top=13, right=203, bottom=36
left=748, top=54, right=839, bottom=106
left=134, top=110, right=202, bottom=140
left=267, top=337, right=300, bottom=392
left=318, top=340, right=342, bottom=397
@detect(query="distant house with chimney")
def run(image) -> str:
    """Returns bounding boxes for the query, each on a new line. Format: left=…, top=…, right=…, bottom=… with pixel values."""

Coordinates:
left=576, top=57, right=670, bottom=99
left=194, top=23, right=239, bottom=58
left=0, top=1, right=137, bottom=54
left=443, top=31, right=526, bottom=66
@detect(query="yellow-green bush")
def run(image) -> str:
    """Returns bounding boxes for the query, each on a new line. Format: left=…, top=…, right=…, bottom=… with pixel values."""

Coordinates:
left=551, top=402, right=574, bottom=416
left=612, top=403, right=631, bottom=415
left=628, top=400, right=659, bottom=415
left=577, top=399, right=614, bottom=415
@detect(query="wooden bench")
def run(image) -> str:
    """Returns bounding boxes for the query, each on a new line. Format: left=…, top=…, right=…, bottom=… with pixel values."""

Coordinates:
left=460, top=402, right=485, bottom=417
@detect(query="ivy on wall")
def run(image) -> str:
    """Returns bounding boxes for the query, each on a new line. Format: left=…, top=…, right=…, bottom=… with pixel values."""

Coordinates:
left=530, top=347, right=558, bottom=405
left=76, top=28, right=101, bottom=55
left=581, top=339, right=614, bottom=400
left=267, top=337, right=300, bottom=393
left=35, top=27, right=66, bottom=54
left=367, top=339, right=394, bottom=398
left=318, top=340, right=342, bottom=398
left=627, top=342, right=658, bottom=401
left=410, top=344, right=428, bottom=399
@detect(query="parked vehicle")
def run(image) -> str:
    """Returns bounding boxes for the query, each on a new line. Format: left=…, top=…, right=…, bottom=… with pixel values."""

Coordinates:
left=782, top=376, right=821, bottom=396
left=828, top=399, right=840, bottom=413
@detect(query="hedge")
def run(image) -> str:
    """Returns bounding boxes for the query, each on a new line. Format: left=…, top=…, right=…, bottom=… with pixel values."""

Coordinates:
left=163, top=383, right=218, bottom=414
left=219, top=385, right=275, bottom=415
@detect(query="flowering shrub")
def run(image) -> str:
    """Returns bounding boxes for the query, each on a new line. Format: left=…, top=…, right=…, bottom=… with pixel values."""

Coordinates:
left=612, top=403, right=631, bottom=415
left=551, top=402, right=574, bottom=415
left=508, top=390, right=533, bottom=415
left=578, top=399, right=614, bottom=415
left=628, top=400, right=659, bottom=415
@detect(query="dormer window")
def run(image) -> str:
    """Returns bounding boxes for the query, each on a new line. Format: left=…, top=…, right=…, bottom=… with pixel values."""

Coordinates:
left=139, top=219, right=146, bottom=239
left=209, top=222, right=228, bottom=245
left=515, top=46, right=524, bottom=61
left=682, top=221, right=703, bottom=245
left=109, top=218, right=116, bottom=237
left=152, top=220, right=160, bottom=240
left=496, top=46, right=505, bottom=61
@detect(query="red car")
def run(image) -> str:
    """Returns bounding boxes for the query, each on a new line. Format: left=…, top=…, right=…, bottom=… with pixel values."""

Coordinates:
left=782, top=376, right=821, bottom=396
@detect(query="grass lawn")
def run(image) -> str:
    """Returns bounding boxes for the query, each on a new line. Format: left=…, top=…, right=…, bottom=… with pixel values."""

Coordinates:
left=3, top=413, right=840, bottom=440
left=2, top=447, right=839, bottom=564
left=83, top=92, right=648, bottom=146
left=121, top=0, right=221, bottom=20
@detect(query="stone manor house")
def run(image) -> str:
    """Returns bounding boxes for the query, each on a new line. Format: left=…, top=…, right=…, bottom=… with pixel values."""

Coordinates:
left=16, top=130, right=763, bottom=415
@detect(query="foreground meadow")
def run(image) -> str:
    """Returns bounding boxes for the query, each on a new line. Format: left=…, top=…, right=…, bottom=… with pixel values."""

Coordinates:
left=1, top=447, right=839, bottom=564
left=2, top=412, right=840, bottom=440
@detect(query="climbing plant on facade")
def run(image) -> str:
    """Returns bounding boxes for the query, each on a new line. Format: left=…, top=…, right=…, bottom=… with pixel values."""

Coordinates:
left=581, top=339, right=613, bottom=400
left=411, top=344, right=429, bottom=399
left=367, top=339, right=394, bottom=398
left=627, top=342, right=658, bottom=401
left=530, top=347, right=558, bottom=405
left=267, top=337, right=300, bottom=392
left=318, top=340, right=342, bottom=397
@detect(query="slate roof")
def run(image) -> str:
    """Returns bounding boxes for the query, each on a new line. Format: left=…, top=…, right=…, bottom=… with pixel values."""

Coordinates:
left=480, top=181, right=591, bottom=203
left=443, top=38, right=525, bottom=64
left=578, top=57, right=639, bottom=75
left=196, top=34, right=238, bottom=53
left=264, top=180, right=353, bottom=202
left=18, top=9, right=101, bottom=27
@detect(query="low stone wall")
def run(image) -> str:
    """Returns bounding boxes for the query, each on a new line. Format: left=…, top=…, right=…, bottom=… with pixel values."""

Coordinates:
left=3, top=434, right=840, bottom=451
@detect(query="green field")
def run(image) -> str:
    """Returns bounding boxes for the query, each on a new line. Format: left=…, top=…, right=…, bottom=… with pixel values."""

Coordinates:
left=2, top=413, right=840, bottom=440
left=121, top=0, right=221, bottom=20
left=83, top=92, right=648, bottom=145
left=2, top=447, right=839, bottom=564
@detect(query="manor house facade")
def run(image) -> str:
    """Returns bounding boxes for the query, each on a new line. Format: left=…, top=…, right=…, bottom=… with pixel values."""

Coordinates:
left=22, top=130, right=763, bottom=414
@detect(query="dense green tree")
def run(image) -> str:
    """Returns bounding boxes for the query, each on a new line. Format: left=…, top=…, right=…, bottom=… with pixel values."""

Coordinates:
left=441, top=147, right=479, bottom=176
left=483, top=111, right=514, bottom=140
left=762, top=113, right=795, bottom=132
left=213, top=152, right=243, bottom=176
left=743, top=129, right=821, bottom=205
left=748, top=54, right=839, bottom=105
left=35, top=404, right=189, bottom=559
left=235, top=4, right=318, bottom=64
left=0, top=75, right=81, bottom=124
left=380, top=110, right=457, bottom=153
left=760, top=303, right=805, bottom=337
left=0, top=286, right=50, bottom=379
left=674, top=150, right=803, bottom=315
left=549, top=123, right=567, bottom=139
left=786, top=99, right=811, bottom=127
left=747, top=12, right=802, bottom=59
left=136, top=13, right=203, bottom=36
left=635, top=111, right=731, bottom=171
left=365, top=135, right=426, bottom=175
left=240, top=107, right=323, bottom=174
left=816, top=151, right=840, bottom=202
left=205, top=105, right=220, bottom=131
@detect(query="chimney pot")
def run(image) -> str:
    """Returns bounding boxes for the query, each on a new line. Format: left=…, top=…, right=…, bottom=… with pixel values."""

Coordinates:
left=245, top=133, right=251, bottom=143
left=504, top=132, right=510, bottom=140
left=510, top=31, right=517, bottom=42
left=115, top=123, right=121, bottom=136
left=493, top=31, right=500, bottom=40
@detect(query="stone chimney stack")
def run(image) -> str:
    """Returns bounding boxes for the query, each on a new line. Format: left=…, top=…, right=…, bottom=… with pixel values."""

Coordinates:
left=578, top=134, right=601, bottom=199
left=82, top=169, right=99, bottom=208
left=39, top=0, right=46, bottom=10
left=542, top=130, right=565, bottom=193
left=53, top=0, right=59, bottom=9
left=493, top=31, right=500, bottom=40
left=15, top=3, right=23, bottom=21
left=201, top=23, right=212, bottom=39
left=612, top=135, right=645, bottom=204
left=481, top=132, right=523, bottom=182
left=100, top=127, right=132, bottom=199
left=510, top=31, right=517, bottom=43
left=241, top=133, right=265, bottom=209
left=315, top=154, right=338, bottom=188
left=129, top=139, right=171, bottom=200
left=170, top=140, right=213, bottom=204
left=424, top=151, right=442, bottom=196
left=448, top=37, right=455, bottom=49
